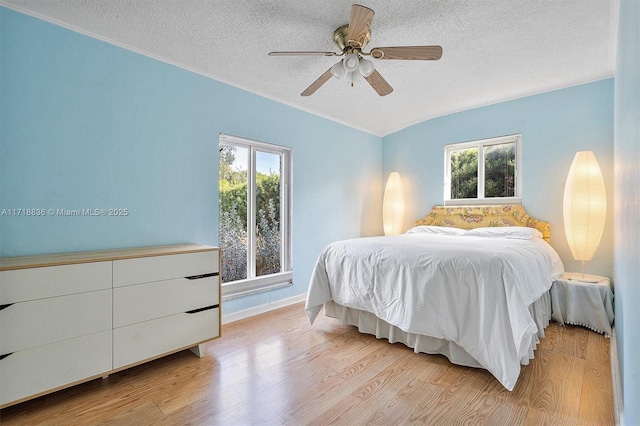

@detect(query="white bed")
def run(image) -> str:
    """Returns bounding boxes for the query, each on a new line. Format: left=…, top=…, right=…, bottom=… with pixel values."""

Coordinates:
left=305, top=205, right=564, bottom=391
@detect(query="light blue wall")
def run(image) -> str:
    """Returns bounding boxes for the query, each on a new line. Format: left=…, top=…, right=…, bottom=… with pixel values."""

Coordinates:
left=0, top=8, right=382, bottom=313
left=382, top=79, right=615, bottom=279
left=614, top=0, right=640, bottom=423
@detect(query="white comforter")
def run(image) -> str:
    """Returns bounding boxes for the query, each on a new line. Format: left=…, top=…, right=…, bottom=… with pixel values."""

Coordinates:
left=305, top=232, right=564, bottom=390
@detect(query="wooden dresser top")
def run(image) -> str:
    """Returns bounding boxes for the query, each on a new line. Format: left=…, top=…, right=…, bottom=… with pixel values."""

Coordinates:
left=0, top=244, right=218, bottom=271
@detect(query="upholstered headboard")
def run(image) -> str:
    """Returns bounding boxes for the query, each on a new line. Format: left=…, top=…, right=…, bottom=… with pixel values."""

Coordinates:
left=414, top=205, right=551, bottom=242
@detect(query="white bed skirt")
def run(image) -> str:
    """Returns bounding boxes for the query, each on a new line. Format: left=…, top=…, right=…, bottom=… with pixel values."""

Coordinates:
left=323, top=291, right=551, bottom=370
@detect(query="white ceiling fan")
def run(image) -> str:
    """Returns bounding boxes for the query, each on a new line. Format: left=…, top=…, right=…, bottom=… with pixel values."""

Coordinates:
left=269, top=4, right=443, bottom=97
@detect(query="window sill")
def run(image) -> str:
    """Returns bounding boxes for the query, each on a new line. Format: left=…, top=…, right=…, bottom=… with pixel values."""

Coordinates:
left=221, top=271, right=293, bottom=301
left=444, top=197, right=522, bottom=206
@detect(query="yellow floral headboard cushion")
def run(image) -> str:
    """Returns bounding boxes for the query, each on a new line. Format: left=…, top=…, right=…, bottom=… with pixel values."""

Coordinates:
left=415, top=205, right=551, bottom=242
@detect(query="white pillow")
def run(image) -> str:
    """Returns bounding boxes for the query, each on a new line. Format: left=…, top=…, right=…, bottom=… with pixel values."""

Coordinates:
left=406, top=225, right=466, bottom=236
left=464, top=226, right=542, bottom=239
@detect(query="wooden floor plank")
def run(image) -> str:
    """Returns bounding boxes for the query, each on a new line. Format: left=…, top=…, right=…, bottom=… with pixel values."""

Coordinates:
left=579, top=361, right=615, bottom=425
left=556, top=324, right=591, bottom=360
left=90, top=401, right=165, bottom=426
left=0, top=302, right=614, bottom=425
left=586, top=329, right=612, bottom=364
left=526, top=352, right=586, bottom=424
left=303, top=348, right=422, bottom=425
left=275, top=340, right=408, bottom=423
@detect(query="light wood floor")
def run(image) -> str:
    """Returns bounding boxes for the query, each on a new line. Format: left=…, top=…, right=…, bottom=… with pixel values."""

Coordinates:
left=0, top=302, right=613, bottom=425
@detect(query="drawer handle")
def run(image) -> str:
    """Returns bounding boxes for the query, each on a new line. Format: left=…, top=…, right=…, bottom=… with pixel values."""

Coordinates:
left=185, top=304, right=219, bottom=314
left=0, top=303, right=13, bottom=311
left=185, top=272, right=219, bottom=280
left=0, top=353, right=13, bottom=361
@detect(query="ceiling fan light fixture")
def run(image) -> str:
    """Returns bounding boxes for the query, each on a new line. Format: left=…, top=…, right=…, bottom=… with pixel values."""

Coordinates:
left=358, top=58, right=375, bottom=77
left=275, top=5, right=442, bottom=97
left=331, top=60, right=347, bottom=79
left=343, top=53, right=360, bottom=72
left=346, top=70, right=362, bottom=85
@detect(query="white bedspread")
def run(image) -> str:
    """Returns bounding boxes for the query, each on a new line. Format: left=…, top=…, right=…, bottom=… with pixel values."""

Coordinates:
left=305, top=232, right=564, bottom=390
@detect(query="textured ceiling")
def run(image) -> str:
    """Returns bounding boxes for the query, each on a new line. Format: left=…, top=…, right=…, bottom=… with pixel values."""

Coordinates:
left=2, top=0, right=618, bottom=136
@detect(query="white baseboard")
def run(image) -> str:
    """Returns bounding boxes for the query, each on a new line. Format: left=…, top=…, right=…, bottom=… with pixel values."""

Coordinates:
left=222, top=293, right=306, bottom=324
left=611, top=327, right=623, bottom=425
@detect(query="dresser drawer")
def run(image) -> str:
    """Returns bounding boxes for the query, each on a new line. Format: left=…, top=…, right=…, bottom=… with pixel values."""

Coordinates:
left=113, top=306, right=219, bottom=369
left=113, top=251, right=218, bottom=288
left=0, top=261, right=111, bottom=305
left=113, top=276, right=219, bottom=328
left=0, top=330, right=112, bottom=407
left=0, top=290, right=112, bottom=355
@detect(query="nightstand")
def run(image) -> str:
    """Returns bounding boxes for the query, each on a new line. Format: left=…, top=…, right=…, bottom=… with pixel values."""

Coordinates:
left=550, top=272, right=614, bottom=337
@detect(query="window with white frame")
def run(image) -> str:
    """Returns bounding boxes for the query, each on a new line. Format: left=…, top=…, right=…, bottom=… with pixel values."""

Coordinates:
left=444, top=134, right=522, bottom=205
left=218, top=134, right=292, bottom=300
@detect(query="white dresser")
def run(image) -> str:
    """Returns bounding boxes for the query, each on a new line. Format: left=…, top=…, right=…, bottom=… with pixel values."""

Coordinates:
left=0, top=244, right=220, bottom=408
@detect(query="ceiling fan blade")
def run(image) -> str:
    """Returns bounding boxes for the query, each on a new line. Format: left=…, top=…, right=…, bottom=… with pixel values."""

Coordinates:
left=369, top=46, right=443, bottom=60
left=347, top=4, right=374, bottom=48
left=364, top=69, right=393, bottom=96
left=269, top=51, right=339, bottom=57
left=301, top=68, right=333, bottom=96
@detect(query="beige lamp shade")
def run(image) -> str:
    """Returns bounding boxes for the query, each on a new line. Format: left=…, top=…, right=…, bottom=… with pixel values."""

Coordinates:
left=383, top=172, right=405, bottom=235
left=563, top=151, right=606, bottom=261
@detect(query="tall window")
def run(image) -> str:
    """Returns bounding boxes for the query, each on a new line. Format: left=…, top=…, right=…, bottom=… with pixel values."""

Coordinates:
left=444, top=134, right=522, bottom=205
left=219, top=134, right=292, bottom=299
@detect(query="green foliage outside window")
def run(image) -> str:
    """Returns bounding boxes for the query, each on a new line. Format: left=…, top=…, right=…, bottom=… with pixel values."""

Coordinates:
left=484, top=143, right=515, bottom=197
left=450, top=148, right=478, bottom=199
left=450, top=143, right=515, bottom=199
left=219, top=145, right=281, bottom=283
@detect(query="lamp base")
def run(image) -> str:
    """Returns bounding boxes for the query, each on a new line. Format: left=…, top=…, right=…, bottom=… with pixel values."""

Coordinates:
left=563, top=272, right=607, bottom=283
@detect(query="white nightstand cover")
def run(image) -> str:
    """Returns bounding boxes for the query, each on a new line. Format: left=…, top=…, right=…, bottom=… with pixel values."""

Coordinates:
left=550, top=274, right=614, bottom=337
